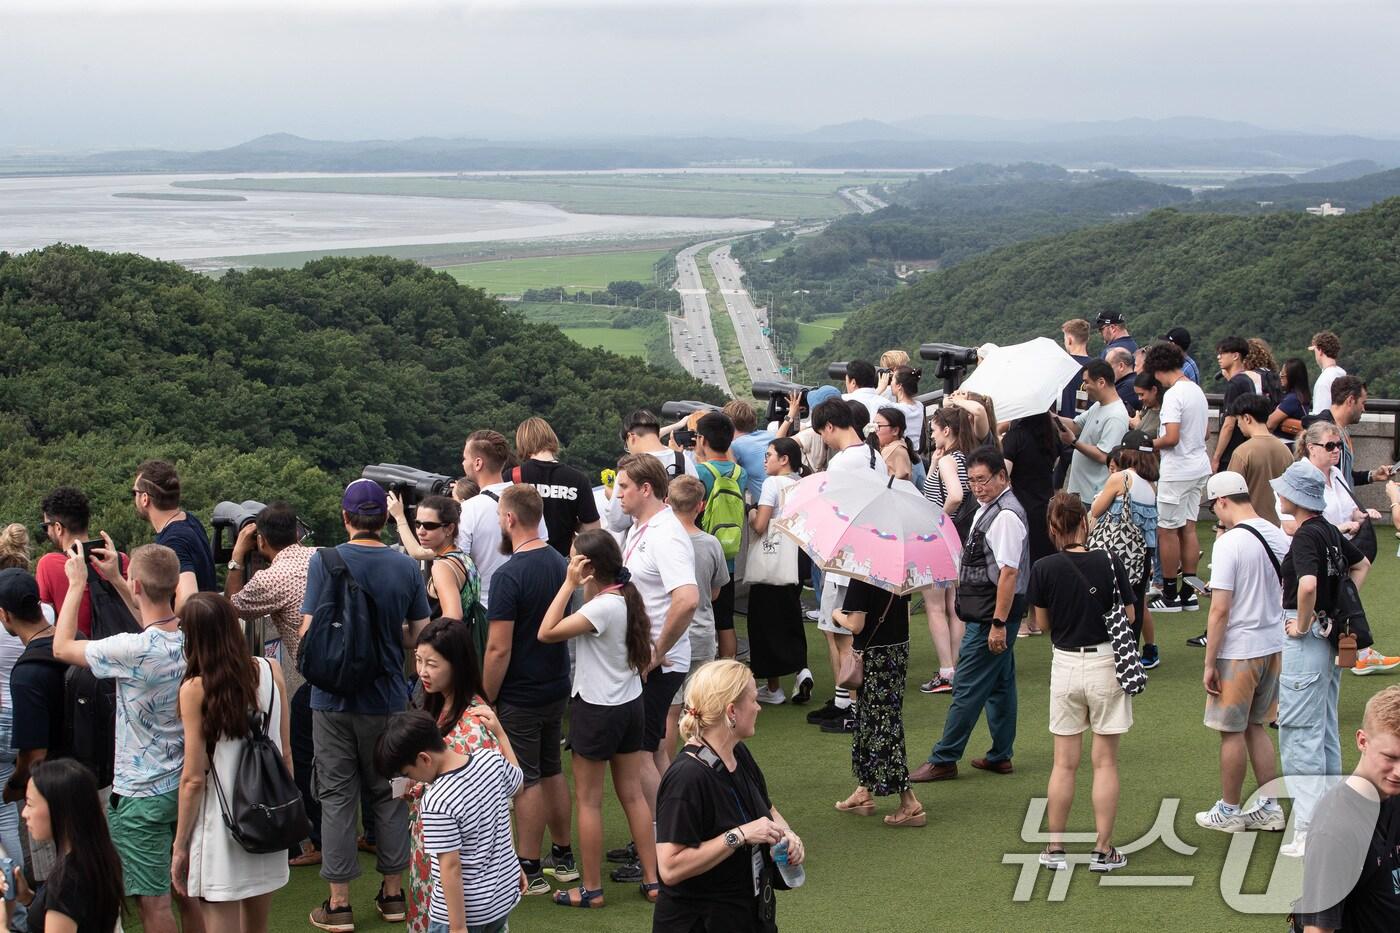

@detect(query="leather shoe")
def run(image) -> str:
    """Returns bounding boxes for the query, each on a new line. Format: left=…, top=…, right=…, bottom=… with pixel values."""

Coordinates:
left=971, top=757, right=1014, bottom=775
left=908, top=761, right=958, bottom=783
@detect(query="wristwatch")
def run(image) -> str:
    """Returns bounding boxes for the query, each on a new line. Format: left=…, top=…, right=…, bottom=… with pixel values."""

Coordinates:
left=226, top=558, right=243, bottom=572
left=723, top=828, right=743, bottom=849
left=989, top=618, right=1006, bottom=629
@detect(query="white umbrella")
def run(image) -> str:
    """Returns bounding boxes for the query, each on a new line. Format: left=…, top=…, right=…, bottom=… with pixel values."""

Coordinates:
left=958, top=336, right=1085, bottom=422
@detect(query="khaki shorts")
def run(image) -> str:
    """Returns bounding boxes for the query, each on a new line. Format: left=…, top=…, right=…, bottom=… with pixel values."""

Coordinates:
left=1204, top=654, right=1281, bottom=732
left=1049, top=646, right=1134, bottom=736
left=1157, top=476, right=1208, bottom=529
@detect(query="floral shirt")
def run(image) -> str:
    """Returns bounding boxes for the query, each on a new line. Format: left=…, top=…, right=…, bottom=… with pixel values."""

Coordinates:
left=230, top=543, right=313, bottom=694
left=85, top=627, right=186, bottom=796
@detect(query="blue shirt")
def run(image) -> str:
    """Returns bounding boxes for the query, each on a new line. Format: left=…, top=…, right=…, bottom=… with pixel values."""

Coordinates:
left=1100, top=335, right=1139, bottom=359
left=728, top=430, right=773, bottom=501
left=157, top=514, right=217, bottom=593
left=300, top=543, right=429, bottom=714
left=1183, top=354, right=1202, bottom=386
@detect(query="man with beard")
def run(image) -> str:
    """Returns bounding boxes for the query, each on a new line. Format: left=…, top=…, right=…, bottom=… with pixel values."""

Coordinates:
left=129, top=460, right=216, bottom=612
left=482, top=483, right=575, bottom=895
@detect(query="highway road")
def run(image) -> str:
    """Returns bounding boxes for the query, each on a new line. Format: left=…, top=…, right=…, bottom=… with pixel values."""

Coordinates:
left=839, top=186, right=888, bottom=213
left=708, top=245, right=782, bottom=385
left=670, top=237, right=734, bottom=395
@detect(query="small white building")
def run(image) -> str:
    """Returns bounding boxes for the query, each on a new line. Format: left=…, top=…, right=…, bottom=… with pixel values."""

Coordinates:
left=1306, top=202, right=1347, bottom=217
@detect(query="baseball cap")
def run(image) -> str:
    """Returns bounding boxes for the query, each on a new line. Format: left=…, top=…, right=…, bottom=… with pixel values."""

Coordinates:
left=1205, top=471, right=1250, bottom=502
left=1162, top=327, right=1192, bottom=352
left=1119, top=429, right=1155, bottom=452
left=342, top=478, right=388, bottom=516
left=1094, top=310, right=1125, bottom=328
left=0, top=568, right=41, bottom=618
left=808, top=385, right=842, bottom=407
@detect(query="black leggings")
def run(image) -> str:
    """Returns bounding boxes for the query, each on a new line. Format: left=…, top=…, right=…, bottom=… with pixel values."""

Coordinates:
left=1131, top=547, right=1155, bottom=645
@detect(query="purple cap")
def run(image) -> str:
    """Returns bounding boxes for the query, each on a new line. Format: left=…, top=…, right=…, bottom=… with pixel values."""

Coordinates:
left=342, top=478, right=387, bottom=516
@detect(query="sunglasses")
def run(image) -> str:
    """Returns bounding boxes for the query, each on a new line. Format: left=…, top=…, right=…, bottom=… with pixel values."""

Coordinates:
left=414, top=520, right=449, bottom=531
left=1310, top=441, right=1342, bottom=452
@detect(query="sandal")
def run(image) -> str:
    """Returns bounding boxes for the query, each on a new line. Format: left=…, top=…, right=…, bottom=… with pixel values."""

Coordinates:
left=639, top=881, right=660, bottom=904
left=883, top=805, right=927, bottom=828
left=553, top=886, right=605, bottom=908
left=835, top=792, right=876, bottom=816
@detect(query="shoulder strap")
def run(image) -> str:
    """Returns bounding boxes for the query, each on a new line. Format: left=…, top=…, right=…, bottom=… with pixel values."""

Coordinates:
left=1233, top=522, right=1283, bottom=583
left=700, top=460, right=722, bottom=482
left=511, top=467, right=522, bottom=484
left=482, top=489, right=501, bottom=502
left=1062, top=552, right=1115, bottom=613
left=319, top=546, right=347, bottom=575
left=675, top=451, right=685, bottom=475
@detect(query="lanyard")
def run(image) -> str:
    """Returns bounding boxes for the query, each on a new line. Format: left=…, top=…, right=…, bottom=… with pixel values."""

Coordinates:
left=623, top=508, right=666, bottom=565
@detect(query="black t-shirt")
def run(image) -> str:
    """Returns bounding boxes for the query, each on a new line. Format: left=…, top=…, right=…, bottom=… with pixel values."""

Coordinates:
left=655, top=743, right=773, bottom=908
left=518, top=459, right=601, bottom=556
left=1282, top=516, right=1365, bottom=612
left=1060, top=354, right=1094, bottom=417
left=841, top=579, right=910, bottom=650
left=1295, top=782, right=1400, bottom=932
left=1027, top=550, right=1135, bottom=649
left=10, top=636, right=69, bottom=754
left=27, top=857, right=107, bottom=933
left=1218, top=372, right=1256, bottom=468
left=156, top=513, right=218, bottom=592
left=486, top=545, right=570, bottom=706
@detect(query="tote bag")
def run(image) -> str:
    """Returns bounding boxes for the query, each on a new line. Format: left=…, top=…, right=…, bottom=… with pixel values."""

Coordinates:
left=744, top=477, right=801, bottom=586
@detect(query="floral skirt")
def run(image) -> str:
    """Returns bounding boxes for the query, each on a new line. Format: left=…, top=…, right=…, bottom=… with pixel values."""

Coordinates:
left=852, top=641, right=911, bottom=797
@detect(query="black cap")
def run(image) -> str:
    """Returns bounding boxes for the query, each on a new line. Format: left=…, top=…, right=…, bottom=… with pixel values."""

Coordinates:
left=1094, top=310, right=1125, bottom=328
left=1162, top=326, right=1192, bottom=352
left=1119, top=429, right=1156, bottom=452
left=0, top=568, right=41, bottom=618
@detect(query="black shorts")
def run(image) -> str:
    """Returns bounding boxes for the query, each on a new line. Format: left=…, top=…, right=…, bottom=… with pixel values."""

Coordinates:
left=497, top=697, right=567, bottom=786
left=569, top=695, right=645, bottom=761
left=714, top=578, right=736, bottom=632
left=641, top=670, right=688, bottom=752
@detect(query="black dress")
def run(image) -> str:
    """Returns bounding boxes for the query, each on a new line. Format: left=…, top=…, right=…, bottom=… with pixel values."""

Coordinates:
left=747, top=583, right=807, bottom=678
left=1002, top=421, right=1056, bottom=565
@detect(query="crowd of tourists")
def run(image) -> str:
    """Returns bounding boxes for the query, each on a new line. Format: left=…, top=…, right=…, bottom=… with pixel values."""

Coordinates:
left=0, top=316, right=1396, bottom=932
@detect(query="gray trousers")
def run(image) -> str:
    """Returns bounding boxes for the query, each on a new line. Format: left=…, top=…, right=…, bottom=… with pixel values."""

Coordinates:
left=313, top=710, right=410, bottom=883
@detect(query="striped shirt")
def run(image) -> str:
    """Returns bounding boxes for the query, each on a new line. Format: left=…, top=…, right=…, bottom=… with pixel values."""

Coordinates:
left=922, top=450, right=970, bottom=510
left=421, top=748, right=524, bottom=926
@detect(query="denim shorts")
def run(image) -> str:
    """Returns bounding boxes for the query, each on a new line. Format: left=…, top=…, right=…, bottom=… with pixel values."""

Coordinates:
left=428, top=918, right=509, bottom=933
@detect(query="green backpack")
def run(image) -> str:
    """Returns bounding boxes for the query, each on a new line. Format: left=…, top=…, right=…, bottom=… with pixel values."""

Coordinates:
left=700, top=461, right=746, bottom=560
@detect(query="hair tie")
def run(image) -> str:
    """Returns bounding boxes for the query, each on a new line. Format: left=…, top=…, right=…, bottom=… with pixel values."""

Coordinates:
left=615, top=567, right=632, bottom=585
left=685, top=706, right=703, bottom=719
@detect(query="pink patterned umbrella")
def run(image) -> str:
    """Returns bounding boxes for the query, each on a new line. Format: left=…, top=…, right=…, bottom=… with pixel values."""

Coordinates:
left=774, top=471, right=962, bottom=594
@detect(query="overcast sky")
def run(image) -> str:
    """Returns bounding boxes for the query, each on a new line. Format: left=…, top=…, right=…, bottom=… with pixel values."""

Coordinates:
left=3, top=0, right=1397, bottom=151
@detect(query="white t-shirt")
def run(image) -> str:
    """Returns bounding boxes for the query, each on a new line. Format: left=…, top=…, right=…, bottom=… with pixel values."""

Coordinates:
left=827, top=443, right=888, bottom=476
left=573, top=593, right=644, bottom=706
left=603, top=448, right=698, bottom=533
left=622, top=506, right=696, bottom=672
left=889, top=400, right=925, bottom=452
left=456, top=481, right=550, bottom=607
left=1158, top=378, right=1211, bottom=482
left=842, top=387, right=883, bottom=426
left=1067, top=399, right=1129, bottom=504
left=1208, top=517, right=1288, bottom=660
left=972, top=498, right=1028, bottom=571
left=1312, top=365, right=1346, bottom=415
left=758, top=473, right=800, bottom=510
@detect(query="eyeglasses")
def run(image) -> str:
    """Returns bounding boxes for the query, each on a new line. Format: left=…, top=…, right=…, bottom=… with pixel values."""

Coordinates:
left=414, top=520, right=448, bottom=531
left=1310, top=441, right=1342, bottom=452
left=874, top=422, right=894, bottom=431
left=967, top=474, right=996, bottom=488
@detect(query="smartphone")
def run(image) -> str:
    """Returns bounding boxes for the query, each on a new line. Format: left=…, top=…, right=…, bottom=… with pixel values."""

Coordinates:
left=80, top=538, right=106, bottom=561
left=0, top=857, right=14, bottom=902
left=1182, top=575, right=1210, bottom=596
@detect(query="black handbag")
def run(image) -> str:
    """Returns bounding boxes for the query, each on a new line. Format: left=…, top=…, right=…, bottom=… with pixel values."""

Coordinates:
left=1336, top=480, right=1379, bottom=563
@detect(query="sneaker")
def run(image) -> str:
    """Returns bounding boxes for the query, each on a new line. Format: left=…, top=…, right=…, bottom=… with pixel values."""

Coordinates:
left=610, top=861, right=643, bottom=883
left=920, top=674, right=953, bottom=694
left=803, top=609, right=821, bottom=623
left=756, top=685, right=787, bottom=705
left=1038, top=848, right=1067, bottom=872
left=1352, top=649, right=1400, bottom=676
left=1141, top=644, right=1161, bottom=670
left=1240, top=804, right=1286, bottom=832
left=1090, top=847, right=1128, bottom=873
left=793, top=669, right=814, bottom=705
left=309, top=901, right=354, bottom=933
left=806, top=698, right=841, bottom=724
left=1186, top=632, right=1207, bottom=648
left=1180, top=592, right=1200, bottom=612
left=1146, top=584, right=1163, bottom=601
left=1149, top=594, right=1182, bottom=613
left=375, top=885, right=406, bottom=923
left=606, top=842, right=638, bottom=864
left=1195, top=800, right=1247, bottom=833
left=1280, top=830, right=1307, bottom=858
left=820, top=714, right=855, bottom=734
left=523, top=872, right=552, bottom=895
left=543, top=851, right=579, bottom=882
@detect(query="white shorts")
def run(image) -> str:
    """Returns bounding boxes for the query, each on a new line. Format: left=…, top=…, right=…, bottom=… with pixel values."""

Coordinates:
left=817, top=575, right=851, bottom=635
left=1049, top=646, right=1134, bottom=736
left=1157, top=476, right=1208, bottom=529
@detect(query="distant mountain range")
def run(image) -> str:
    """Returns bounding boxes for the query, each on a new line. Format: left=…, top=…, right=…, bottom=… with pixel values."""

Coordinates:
left=3, top=117, right=1398, bottom=175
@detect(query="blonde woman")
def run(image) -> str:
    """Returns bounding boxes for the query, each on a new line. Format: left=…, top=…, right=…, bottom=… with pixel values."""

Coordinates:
left=654, top=661, right=803, bottom=932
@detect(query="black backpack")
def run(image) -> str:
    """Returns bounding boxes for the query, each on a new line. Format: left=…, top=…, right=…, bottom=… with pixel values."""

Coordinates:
left=1254, top=368, right=1285, bottom=408
left=209, top=658, right=310, bottom=854
left=297, top=547, right=382, bottom=696
left=67, top=565, right=141, bottom=787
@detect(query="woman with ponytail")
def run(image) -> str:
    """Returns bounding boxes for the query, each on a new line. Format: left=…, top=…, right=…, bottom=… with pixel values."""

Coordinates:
left=537, top=529, right=657, bottom=908
left=654, top=660, right=803, bottom=932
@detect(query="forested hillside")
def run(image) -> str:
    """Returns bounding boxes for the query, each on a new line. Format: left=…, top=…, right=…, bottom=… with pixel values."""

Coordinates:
left=0, top=247, right=722, bottom=547
left=806, top=199, right=1400, bottom=397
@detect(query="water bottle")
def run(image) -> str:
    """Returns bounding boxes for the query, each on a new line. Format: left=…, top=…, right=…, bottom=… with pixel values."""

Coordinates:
left=772, top=838, right=805, bottom=888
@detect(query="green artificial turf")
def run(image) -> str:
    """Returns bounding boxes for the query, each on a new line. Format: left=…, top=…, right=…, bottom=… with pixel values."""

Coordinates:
left=157, top=524, right=1400, bottom=931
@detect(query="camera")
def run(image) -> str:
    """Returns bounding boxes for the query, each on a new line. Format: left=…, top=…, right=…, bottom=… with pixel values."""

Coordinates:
left=673, top=428, right=697, bottom=449
left=753, top=379, right=815, bottom=424
left=361, top=464, right=454, bottom=520
left=919, top=342, right=979, bottom=394
left=827, top=362, right=849, bottom=380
